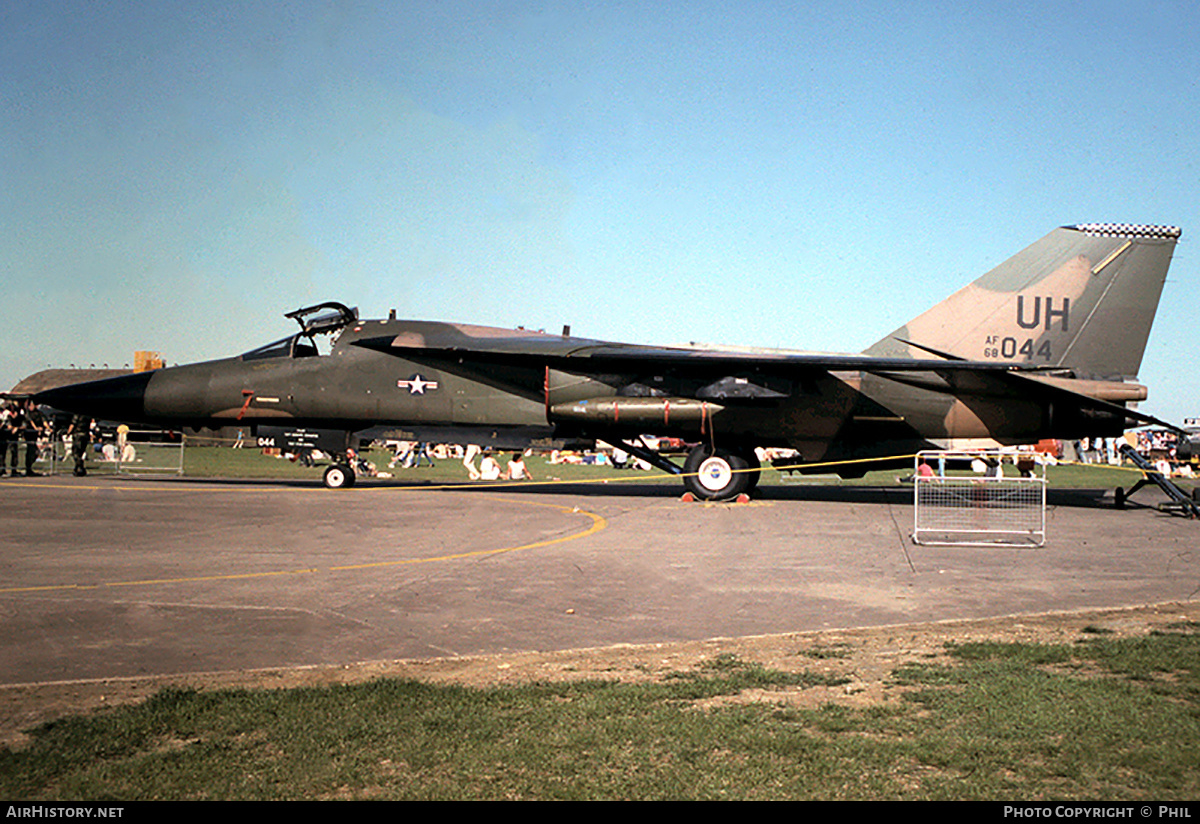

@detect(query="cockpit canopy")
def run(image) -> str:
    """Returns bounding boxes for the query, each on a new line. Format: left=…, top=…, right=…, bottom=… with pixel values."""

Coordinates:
left=241, top=301, right=358, bottom=361
left=287, top=301, right=358, bottom=335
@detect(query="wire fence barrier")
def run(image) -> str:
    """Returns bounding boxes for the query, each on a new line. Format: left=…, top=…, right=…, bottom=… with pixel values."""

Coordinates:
left=114, top=432, right=185, bottom=476
left=912, top=451, right=1047, bottom=547
left=30, top=430, right=185, bottom=477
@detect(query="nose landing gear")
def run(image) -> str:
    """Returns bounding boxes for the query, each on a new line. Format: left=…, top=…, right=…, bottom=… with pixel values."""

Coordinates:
left=323, top=463, right=356, bottom=489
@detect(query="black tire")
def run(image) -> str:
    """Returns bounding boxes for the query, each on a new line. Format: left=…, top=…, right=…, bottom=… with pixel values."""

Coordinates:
left=324, top=464, right=355, bottom=489
left=683, top=445, right=752, bottom=501
left=1114, top=486, right=1126, bottom=509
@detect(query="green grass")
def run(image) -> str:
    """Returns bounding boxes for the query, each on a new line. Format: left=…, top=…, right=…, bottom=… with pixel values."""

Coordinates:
left=182, top=446, right=359, bottom=481
left=5, top=630, right=1200, bottom=800
left=100, top=444, right=1192, bottom=497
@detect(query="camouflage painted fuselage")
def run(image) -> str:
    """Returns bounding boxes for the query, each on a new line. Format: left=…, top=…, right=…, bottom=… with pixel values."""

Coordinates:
left=60, top=317, right=1137, bottom=465
left=35, top=223, right=1179, bottom=471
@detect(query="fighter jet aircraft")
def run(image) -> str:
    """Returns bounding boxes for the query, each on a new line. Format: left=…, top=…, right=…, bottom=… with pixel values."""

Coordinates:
left=36, top=223, right=1182, bottom=499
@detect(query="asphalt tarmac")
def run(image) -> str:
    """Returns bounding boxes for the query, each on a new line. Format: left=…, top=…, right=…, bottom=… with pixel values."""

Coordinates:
left=1, top=474, right=1196, bottom=686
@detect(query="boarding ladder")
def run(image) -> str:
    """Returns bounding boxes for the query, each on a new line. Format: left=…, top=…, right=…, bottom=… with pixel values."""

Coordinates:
left=1117, top=444, right=1200, bottom=519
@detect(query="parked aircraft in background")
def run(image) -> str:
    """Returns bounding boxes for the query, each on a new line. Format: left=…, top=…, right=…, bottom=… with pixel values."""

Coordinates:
left=36, top=223, right=1182, bottom=499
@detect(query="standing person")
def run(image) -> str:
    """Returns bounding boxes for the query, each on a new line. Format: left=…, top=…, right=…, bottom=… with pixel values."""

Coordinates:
left=67, top=413, right=92, bottom=476
left=0, top=401, right=12, bottom=477
left=20, top=400, right=46, bottom=476
left=6, top=400, right=24, bottom=476
left=411, top=442, right=435, bottom=468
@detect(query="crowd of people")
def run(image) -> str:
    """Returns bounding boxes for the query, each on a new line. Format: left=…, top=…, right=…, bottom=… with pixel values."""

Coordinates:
left=334, top=440, right=682, bottom=482
left=0, top=398, right=47, bottom=477
left=1126, top=429, right=1197, bottom=479
left=352, top=440, right=540, bottom=482
left=0, top=399, right=140, bottom=477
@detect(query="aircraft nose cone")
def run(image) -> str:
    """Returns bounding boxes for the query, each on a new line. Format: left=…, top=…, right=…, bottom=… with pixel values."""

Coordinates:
left=35, top=371, right=154, bottom=422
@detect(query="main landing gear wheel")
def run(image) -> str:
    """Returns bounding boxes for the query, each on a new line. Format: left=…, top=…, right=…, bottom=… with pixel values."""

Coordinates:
left=323, top=463, right=356, bottom=489
left=682, top=445, right=755, bottom=501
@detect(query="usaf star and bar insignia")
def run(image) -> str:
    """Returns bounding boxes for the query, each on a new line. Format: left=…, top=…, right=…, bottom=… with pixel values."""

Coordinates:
left=397, top=374, right=439, bottom=394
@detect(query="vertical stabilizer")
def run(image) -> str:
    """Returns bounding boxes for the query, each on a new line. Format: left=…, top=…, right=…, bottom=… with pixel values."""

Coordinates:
left=864, top=224, right=1180, bottom=380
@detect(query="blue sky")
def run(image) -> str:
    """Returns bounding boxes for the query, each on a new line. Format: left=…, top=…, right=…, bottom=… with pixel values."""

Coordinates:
left=2, top=0, right=1197, bottom=422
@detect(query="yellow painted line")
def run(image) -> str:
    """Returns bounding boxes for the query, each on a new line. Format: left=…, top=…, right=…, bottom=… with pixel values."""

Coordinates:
left=331, top=500, right=607, bottom=570
left=0, top=568, right=323, bottom=594
left=102, top=568, right=322, bottom=588
left=1, top=583, right=89, bottom=594
left=0, top=497, right=606, bottom=594
left=0, top=480, right=169, bottom=492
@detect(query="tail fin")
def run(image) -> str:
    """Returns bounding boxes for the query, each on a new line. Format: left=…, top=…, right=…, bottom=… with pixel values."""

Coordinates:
left=864, top=223, right=1181, bottom=380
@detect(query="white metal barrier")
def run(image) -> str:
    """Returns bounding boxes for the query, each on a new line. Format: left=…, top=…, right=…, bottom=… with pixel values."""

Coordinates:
left=24, top=429, right=183, bottom=476
left=115, top=431, right=185, bottom=476
left=911, top=450, right=1047, bottom=547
